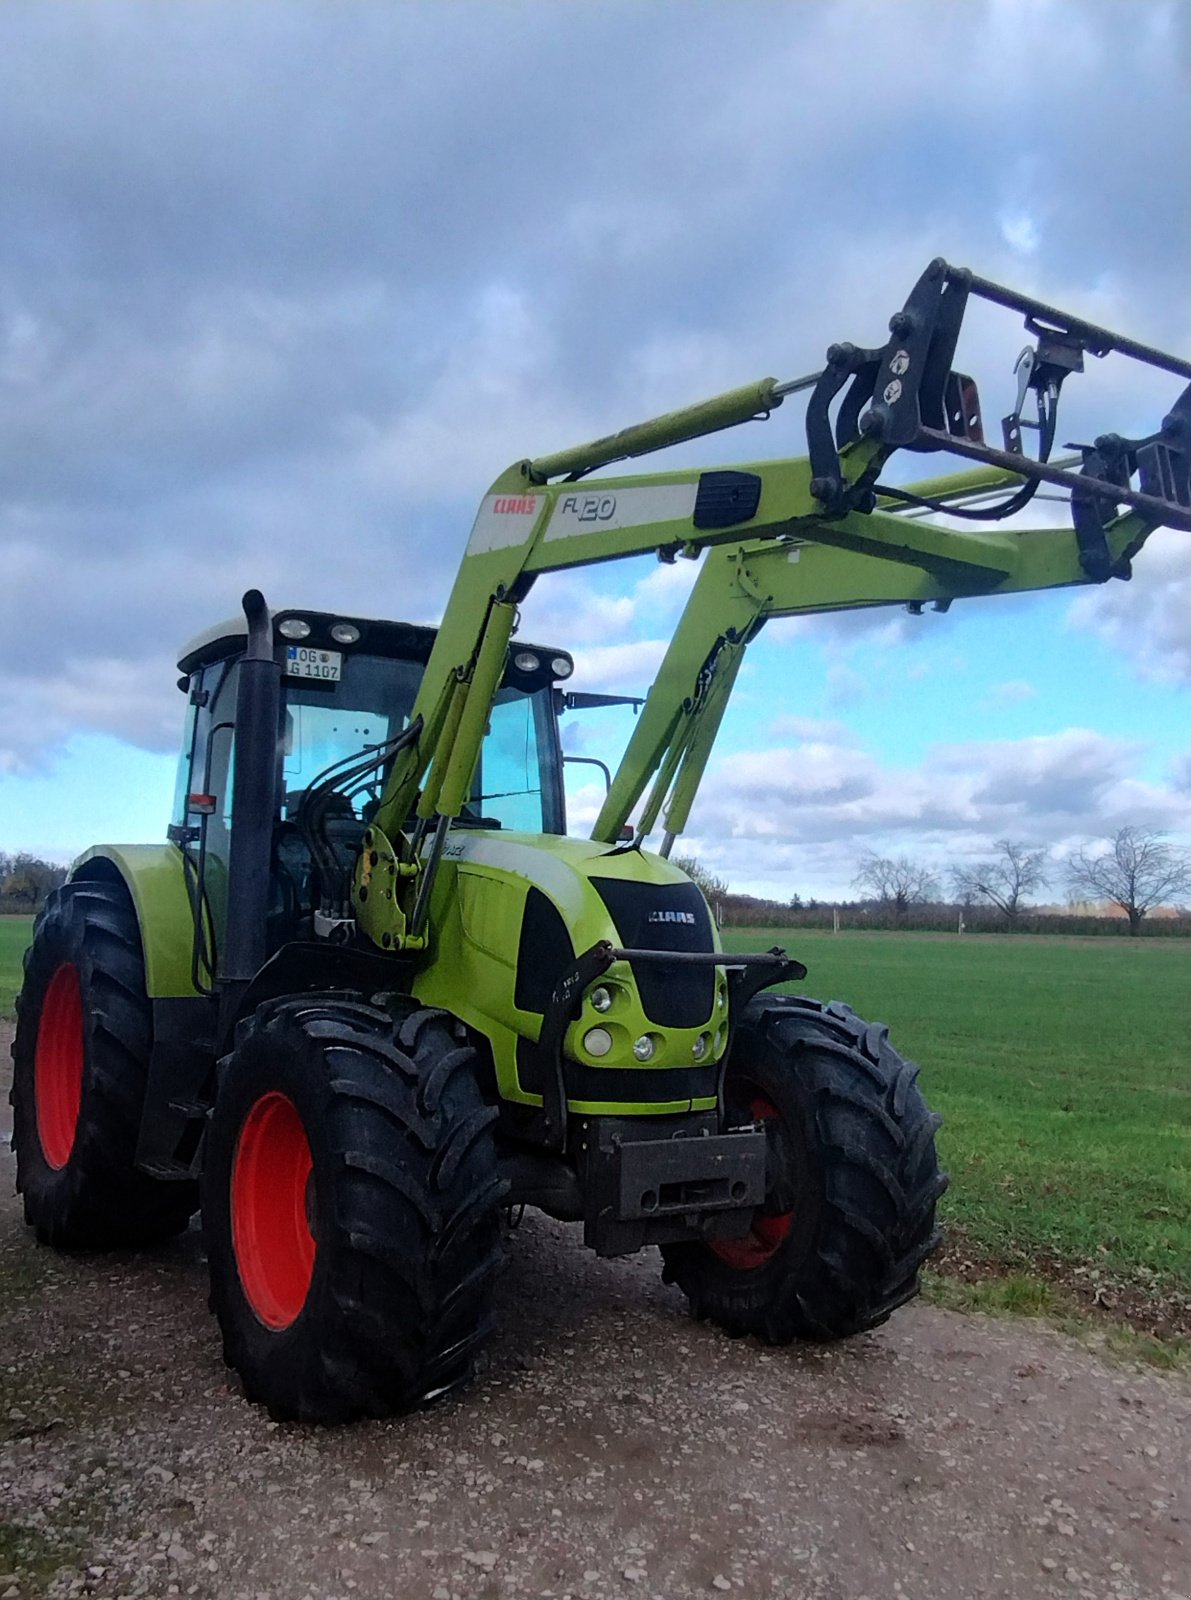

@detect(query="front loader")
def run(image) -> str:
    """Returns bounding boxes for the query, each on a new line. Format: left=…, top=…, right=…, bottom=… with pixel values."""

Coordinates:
left=11, top=260, right=1190, bottom=1422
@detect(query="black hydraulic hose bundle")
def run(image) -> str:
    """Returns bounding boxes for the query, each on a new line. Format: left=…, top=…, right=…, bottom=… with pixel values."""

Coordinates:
left=296, top=717, right=422, bottom=919
left=876, top=384, right=1060, bottom=522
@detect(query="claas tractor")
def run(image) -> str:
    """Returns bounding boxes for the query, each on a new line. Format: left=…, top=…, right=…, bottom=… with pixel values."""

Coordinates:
left=11, top=260, right=1190, bottom=1422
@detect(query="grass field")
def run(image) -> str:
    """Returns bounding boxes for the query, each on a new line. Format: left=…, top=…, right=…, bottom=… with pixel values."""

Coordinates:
left=1, top=915, right=31, bottom=1019
left=3, top=914, right=1187, bottom=1336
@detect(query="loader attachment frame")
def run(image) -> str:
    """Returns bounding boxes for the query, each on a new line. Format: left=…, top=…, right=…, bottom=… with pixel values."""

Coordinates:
left=365, top=259, right=1190, bottom=942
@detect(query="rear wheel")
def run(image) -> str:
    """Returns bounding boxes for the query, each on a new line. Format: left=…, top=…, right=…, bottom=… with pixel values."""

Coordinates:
left=10, top=879, right=198, bottom=1248
left=202, top=996, right=507, bottom=1423
left=661, top=995, right=947, bottom=1342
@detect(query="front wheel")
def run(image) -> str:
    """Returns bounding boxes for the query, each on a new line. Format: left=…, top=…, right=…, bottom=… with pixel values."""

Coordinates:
left=661, top=996, right=947, bottom=1343
left=202, top=996, right=507, bottom=1423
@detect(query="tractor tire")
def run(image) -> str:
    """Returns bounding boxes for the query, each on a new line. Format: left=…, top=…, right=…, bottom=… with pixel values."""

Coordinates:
left=660, top=995, right=947, bottom=1343
left=201, top=996, right=507, bottom=1423
left=10, top=879, right=198, bottom=1248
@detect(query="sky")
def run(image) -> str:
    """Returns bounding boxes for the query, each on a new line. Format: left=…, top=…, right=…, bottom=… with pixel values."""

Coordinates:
left=0, top=0, right=1188, bottom=902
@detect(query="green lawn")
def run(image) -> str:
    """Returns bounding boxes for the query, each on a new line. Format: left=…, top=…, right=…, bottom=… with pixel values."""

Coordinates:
left=1, top=915, right=32, bottom=1019
left=730, top=928, right=1191, bottom=1300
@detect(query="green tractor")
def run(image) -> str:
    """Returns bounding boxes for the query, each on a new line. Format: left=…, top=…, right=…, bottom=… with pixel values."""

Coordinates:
left=11, top=261, right=1190, bottom=1421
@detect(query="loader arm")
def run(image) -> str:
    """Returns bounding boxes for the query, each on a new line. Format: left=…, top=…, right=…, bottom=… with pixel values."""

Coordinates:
left=591, top=490, right=1159, bottom=846
left=368, top=258, right=1190, bottom=941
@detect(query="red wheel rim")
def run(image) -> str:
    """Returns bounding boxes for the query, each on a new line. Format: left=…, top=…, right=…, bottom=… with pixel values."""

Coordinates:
left=34, top=963, right=84, bottom=1170
left=708, top=1094, right=793, bottom=1270
left=231, top=1092, right=316, bottom=1330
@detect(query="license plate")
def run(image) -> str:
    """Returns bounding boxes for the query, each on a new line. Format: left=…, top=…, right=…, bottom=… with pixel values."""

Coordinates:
left=284, top=646, right=342, bottom=682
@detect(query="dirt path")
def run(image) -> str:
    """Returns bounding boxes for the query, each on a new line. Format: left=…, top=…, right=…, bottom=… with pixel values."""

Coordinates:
left=2, top=1021, right=1188, bottom=1600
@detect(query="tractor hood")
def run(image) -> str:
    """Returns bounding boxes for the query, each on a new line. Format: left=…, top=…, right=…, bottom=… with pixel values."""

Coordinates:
left=413, top=829, right=726, bottom=1113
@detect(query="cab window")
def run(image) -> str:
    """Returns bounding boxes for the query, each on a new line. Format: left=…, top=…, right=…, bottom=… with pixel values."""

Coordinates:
left=279, top=654, right=422, bottom=823
left=472, top=690, right=546, bottom=832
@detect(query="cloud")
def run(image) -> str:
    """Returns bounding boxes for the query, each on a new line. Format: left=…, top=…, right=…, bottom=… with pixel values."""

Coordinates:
left=674, top=723, right=1186, bottom=897
left=824, top=662, right=869, bottom=709
left=0, top=656, right=184, bottom=774
left=518, top=556, right=699, bottom=654
left=761, top=594, right=948, bottom=662
left=980, top=679, right=1037, bottom=708
left=710, top=745, right=878, bottom=815
left=1066, top=533, right=1191, bottom=685
left=999, top=210, right=1040, bottom=256
left=952, top=729, right=1154, bottom=816
left=565, top=640, right=670, bottom=695
left=561, top=776, right=611, bottom=834
left=767, top=715, right=857, bottom=744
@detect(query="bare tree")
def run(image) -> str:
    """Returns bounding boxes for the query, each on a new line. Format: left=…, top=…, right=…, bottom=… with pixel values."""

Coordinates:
left=1065, top=827, right=1191, bottom=936
left=0, top=852, right=67, bottom=908
left=853, top=852, right=939, bottom=926
left=672, top=855, right=729, bottom=902
left=950, top=839, right=1048, bottom=928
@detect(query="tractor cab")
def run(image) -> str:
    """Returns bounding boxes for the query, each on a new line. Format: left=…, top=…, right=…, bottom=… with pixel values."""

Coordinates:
left=170, top=606, right=572, bottom=974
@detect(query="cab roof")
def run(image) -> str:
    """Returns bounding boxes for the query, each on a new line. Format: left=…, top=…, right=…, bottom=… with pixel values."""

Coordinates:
left=177, top=607, right=572, bottom=688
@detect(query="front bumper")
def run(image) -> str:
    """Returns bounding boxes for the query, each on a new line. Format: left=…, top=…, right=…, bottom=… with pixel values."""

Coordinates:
left=581, top=1115, right=768, bottom=1257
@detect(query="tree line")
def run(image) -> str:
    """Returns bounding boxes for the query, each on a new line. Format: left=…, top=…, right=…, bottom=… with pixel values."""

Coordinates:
left=0, top=852, right=68, bottom=913
left=683, top=828, right=1191, bottom=938
left=853, top=828, right=1191, bottom=936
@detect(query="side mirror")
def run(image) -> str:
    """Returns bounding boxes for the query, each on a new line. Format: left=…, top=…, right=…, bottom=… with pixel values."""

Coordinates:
left=562, top=691, right=645, bottom=714
left=563, top=754, right=613, bottom=796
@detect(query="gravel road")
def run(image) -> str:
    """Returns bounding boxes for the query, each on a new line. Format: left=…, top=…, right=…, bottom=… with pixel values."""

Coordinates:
left=2, top=1021, right=1188, bottom=1600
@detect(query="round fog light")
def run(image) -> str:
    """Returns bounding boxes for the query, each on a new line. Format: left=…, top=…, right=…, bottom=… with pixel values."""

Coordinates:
left=632, top=1034, right=656, bottom=1063
left=551, top=656, right=574, bottom=679
left=692, top=1032, right=710, bottom=1061
left=278, top=617, right=311, bottom=640
left=330, top=622, right=360, bottom=645
left=590, top=986, right=612, bottom=1014
left=583, top=1027, right=613, bottom=1058
left=513, top=651, right=540, bottom=673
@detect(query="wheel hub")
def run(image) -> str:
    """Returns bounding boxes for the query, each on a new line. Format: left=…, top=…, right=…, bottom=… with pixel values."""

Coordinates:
left=34, top=962, right=84, bottom=1170
left=707, top=1094, right=794, bottom=1270
left=231, top=1092, right=317, bottom=1330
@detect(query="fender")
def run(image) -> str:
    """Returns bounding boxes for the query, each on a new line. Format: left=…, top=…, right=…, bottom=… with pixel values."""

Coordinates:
left=71, top=844, right=207, bottom=999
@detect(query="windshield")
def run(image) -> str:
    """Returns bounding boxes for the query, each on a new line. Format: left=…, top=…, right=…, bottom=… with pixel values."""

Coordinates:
left=280, top=653, right=562, bottom=833
left=281, top=653, right=420, bottom=822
